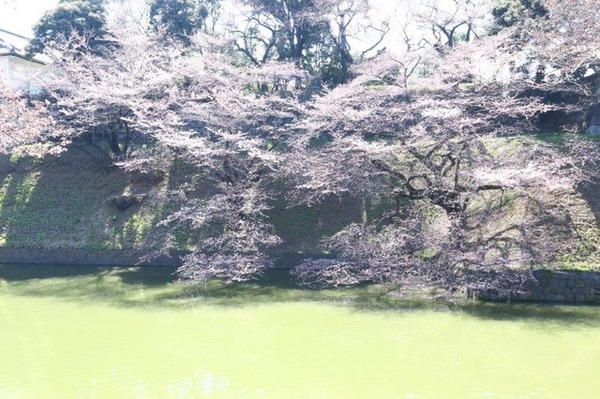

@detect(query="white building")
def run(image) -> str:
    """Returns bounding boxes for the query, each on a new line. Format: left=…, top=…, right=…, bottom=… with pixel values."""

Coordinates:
left=0, top=28, right=46, bottom=95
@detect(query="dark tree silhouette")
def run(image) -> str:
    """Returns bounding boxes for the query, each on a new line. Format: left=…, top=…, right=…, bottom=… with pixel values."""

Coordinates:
left=27, top=0, right=111, bottom=56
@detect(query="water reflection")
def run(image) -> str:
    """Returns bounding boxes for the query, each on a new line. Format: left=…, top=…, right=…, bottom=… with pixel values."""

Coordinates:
left=2, top=264, right=600, bottom=398
left=1, top=264, right=599, bottom=327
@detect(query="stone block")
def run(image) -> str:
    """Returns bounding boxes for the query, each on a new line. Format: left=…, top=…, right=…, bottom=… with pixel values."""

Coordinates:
left=554, top=294, right=565, bottom=302
left=568, top=279, right=576, bottom=288
left=533, top=270, right=550, bottom=280
left=575, top=294, right=586, bottom=303
left=530, top=292, right=538, bottom=301
left=542, top=294, right=550, bottom=302
left=565, top=293, right=575, bottom=302
left=536, top=293, right=545, bottom=301
left=585, top=294, right=596, bottom=302
left=588, top=125, right=600, bottom=134
left=556, top=272, right=570, bottom=280
left=559, top=279, right=567, bottom=288
left=517, top=292, right=531, bottom=301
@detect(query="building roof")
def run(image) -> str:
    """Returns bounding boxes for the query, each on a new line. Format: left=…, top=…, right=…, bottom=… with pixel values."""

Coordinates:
left=0, top=28, right=45, bottom=65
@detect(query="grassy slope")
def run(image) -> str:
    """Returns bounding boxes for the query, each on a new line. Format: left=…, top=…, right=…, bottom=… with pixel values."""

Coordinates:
left=0, top=145, right=168, bottom=250
left=1, top=140, right=600, bottom=270
left=0, top=144, right=366, bottom=260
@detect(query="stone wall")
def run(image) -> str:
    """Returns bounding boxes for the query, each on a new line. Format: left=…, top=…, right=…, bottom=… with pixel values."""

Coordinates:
left=586, top=87, right=600, bottom=134
left=530, top=270, right=600, bottom=303
left=586, top=103, right=600, bottom=134
left=2, top=248, right=600, bottom=304
left=470, top=270, right=600, bottom=304
left=0, top=248, right=183, bottom=267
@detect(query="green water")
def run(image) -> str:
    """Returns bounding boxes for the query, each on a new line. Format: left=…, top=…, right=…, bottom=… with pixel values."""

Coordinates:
left=1, top=266, right=600, bottom=399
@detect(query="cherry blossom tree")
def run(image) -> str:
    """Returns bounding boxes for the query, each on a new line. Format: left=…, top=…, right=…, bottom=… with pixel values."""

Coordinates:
left=534, top=0, right=600, bottom=80
left=40, top=26, right=308, bottom=282
left=0, top=83, right=68, bottom=154
left=284, top=53, right=599, bottom=291
left=14, top=0, right=600, bottom=292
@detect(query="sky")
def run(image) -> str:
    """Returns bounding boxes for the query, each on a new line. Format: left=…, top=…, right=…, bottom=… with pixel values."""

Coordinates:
left=0, top=0, right=59, bottom=37
left=0, top=0, right=465, bottom=55
left=0, top=0, right=410, bottom=37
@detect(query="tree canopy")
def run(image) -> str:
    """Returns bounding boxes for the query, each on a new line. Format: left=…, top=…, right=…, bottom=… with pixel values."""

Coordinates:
left=5, top=0, right=600, bottom=292
left=149, top=0, right=213, bottom=42
left=230, top=0, right=389, bottom=84
left=27, top=0, right=110, bottom=55
left=489, top=0, right=547, bottom=34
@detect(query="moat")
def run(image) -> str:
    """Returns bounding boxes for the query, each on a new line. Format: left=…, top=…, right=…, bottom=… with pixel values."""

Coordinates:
left=1, top=264, right=599, bottom=398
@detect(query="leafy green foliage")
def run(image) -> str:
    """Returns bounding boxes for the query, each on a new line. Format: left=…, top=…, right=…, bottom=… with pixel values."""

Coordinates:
left=27, top=0, right=110, bottom=56
left=149, top=0, right=212, bottom=43
left=236, top=0, right=333, bottom=71
left=489, top=0, right=548, bottom=34
left=0, top=147, right=169, bottom=250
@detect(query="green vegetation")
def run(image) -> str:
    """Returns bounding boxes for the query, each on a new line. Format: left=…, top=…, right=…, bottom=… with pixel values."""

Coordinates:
left=3, top=0, right=600, bottom=288
left=0, top=145, right=369, bottom=254
left=27, top=0, right=109, bottom=56
left=3, top=136, right=600, bottom=273
left=0, top=147, right=168, bottom=250
left=267, top=194, right=363, bottom=252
